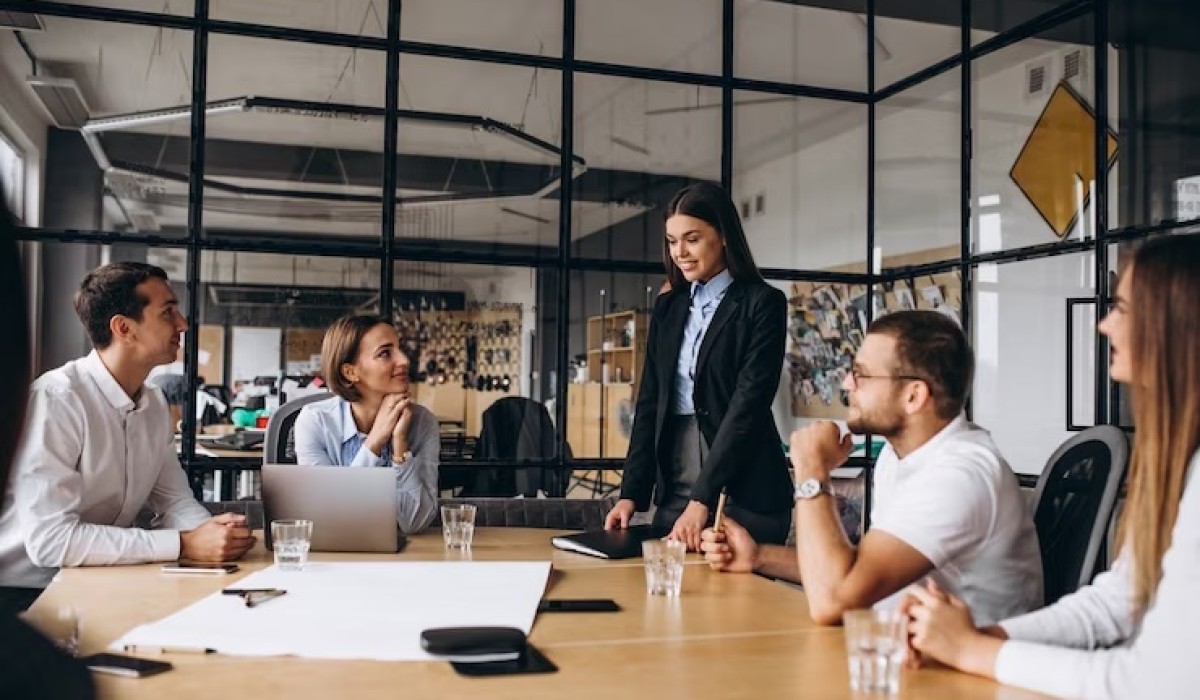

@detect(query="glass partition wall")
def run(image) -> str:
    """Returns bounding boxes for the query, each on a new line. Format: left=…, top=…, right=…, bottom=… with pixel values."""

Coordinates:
left=4, top=0, right=1187, bottom=505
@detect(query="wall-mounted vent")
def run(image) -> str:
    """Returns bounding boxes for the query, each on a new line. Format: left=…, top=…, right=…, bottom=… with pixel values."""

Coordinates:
left=26, top=75, right=90, bottom=128
left=0, top=11, right=44, bottom=30
left=1024, top=58, right=1052, bottom=102
left=1062, top=48, right=1090, bottom=88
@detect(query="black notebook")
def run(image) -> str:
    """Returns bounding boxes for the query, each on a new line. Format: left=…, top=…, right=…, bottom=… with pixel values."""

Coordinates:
left=550, top=526, right=666, bottom=560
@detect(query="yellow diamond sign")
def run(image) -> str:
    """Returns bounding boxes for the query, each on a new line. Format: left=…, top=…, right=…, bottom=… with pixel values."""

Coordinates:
left=1010, top=82, right=1119, bottom=239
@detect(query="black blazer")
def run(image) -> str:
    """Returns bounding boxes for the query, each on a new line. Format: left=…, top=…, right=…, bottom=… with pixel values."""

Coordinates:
left=620, top=279, right=793, bottom=515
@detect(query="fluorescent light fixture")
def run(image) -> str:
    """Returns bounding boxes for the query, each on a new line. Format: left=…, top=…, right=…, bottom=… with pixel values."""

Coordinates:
left=500, top=207, right=551, bottom=225
left=84, top=98, right=247, bottom=133
left=0, top=11, right=44, bottom=31
left=27, top=75, right=90, bottom=128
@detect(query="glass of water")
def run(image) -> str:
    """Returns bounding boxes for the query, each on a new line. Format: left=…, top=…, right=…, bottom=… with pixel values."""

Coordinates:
left=642, top=539, right=686, bottom=596
left=441, top=504, right=476, bottom=548
left=843, top=609, right=907, bottom=696
left=271, top=519, right=313, bottom=571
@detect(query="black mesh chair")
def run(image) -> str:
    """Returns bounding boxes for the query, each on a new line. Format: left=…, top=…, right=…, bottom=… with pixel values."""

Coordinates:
left=263, top=393, right=333, bottom=464
left=1032, top=426, right=1129, bottom=605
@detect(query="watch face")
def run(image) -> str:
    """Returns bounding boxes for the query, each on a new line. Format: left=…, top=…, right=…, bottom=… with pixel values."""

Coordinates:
left=797, top=479, right=820, bottom=499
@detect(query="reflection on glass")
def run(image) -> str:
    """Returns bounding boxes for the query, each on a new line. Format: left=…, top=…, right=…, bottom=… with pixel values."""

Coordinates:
left=874, top=3, right=962, bottom=89
left=875, top=68, right=961, bottom=268
left=576, top=0, right=721, bottom=75
left=971, top=15, right=1105, bottom=253
left=395, top=56, right=562, bottom=253
left=971, top=252, right=1095, bottom=475
left=401, top=0, right=562, bottom=56
left=573, top=75, right=720, bottom=263
left=16, top=18, right=193, bottom=237
left=733, top=93, right=867, bottom=272
left=213, top=0, right=385, bottom=36
left=734, top=0, right=866, bottom=92
left=202, top=35, right=386, bottom=239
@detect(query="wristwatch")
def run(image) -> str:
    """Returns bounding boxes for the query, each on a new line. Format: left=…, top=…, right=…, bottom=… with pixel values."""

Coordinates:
left=793, top=477, right=833, bottom=501
left=395, top=450, right=414, bottom=465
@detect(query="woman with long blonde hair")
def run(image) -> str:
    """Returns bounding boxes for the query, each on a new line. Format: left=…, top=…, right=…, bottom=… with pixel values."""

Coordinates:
left=905, top=234, right=1200, bottom=698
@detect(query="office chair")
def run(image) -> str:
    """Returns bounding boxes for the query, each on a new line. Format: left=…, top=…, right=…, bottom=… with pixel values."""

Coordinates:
left=263, top=392, right=333, bottom=464
left=465, top=397, right=566, bottom=498
left=1032, top=426, right=1129, bottom=605
left=432, top=495, right=618, bottom=530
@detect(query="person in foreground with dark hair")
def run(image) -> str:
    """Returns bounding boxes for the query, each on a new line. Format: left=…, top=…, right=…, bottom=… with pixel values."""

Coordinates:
left=905, top=235, right=1200, bottom=699
left=0, top=189, right=95, bottom=698
left=292, top=314, right=440, bottom=533
left=605, top=182, right=795, bottom=548
left=701, top=310, right=1042, bottom=626
left=0, top=261, right=254, bottom=614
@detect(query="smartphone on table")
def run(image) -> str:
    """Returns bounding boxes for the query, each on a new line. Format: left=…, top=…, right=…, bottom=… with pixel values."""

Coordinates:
left=82, top=653, right=173, bottom=678
left=160, top=561, right=239, bottom=575
left=538, top=599, right=620, bottom=613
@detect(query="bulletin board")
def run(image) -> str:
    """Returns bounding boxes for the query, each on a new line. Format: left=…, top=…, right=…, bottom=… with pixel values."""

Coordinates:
left=788, top=247, right=962, bottom=419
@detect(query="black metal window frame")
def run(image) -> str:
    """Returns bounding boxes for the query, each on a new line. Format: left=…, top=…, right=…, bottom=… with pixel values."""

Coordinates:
left=3, top=0, right=1185, bottom=500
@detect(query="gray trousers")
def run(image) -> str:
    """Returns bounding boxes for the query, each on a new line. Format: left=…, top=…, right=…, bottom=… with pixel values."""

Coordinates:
left=651, top=415, right=791, bottom=546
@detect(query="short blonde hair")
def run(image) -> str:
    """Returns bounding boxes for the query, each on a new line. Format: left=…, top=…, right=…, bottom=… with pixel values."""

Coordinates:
left=321, top=314, right=392, bottom=402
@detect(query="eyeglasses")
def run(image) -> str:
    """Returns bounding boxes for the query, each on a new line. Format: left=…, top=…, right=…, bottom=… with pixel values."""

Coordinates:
left=849, top=369, right=925, bottom=385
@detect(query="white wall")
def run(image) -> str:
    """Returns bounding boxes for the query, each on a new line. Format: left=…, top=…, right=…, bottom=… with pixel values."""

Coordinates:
left=738, top=41, right=1118, bottom=473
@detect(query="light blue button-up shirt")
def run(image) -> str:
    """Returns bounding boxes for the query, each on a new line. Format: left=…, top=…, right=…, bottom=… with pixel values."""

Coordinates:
left=292, top=395, right=439, bottom=533
left=673, top=268, right=734, bottom=415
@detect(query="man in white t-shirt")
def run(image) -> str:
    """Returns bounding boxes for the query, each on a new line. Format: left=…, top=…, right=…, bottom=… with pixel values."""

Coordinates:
left=701, top=310, right=1042, bottom=627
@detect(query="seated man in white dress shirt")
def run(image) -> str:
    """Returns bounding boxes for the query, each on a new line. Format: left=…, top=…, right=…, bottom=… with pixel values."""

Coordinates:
left=0, top=263, right=255, bottom=613
left=701, top=310, right=1043, bottom=627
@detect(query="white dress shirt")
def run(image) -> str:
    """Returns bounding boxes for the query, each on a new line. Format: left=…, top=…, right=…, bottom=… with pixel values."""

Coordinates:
left=291, top=396, right=439, bottom=534
left=0, top=352, right=212, bottom=589
left=870, top=414, right=1044, bottom=626
left=993, top=450, right=1200, bottom=699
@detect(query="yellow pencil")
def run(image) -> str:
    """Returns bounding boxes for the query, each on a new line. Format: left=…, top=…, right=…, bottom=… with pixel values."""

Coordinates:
left=712, top=490, right=728, bottom=533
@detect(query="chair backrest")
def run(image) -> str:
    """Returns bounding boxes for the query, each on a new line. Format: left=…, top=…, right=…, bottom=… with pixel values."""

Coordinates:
left=464, top=397, right=564, bottom=497
left=1032, top=425, right=1129, bottom=605
left=476, top=397, right=556, bottom=461
left=432, top=496, right=618, bottom=530
left=264, top=392, right=332, bottom=464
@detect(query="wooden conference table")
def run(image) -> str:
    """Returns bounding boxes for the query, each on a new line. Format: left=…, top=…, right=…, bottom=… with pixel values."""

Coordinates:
left=31, top=529, right=1050, bottom=699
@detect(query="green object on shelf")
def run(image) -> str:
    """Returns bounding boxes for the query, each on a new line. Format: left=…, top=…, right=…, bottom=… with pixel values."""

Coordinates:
left=231, top=408, right=263, bottom=428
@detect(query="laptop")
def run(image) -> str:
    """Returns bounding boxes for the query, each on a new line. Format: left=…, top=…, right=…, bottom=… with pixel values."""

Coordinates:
left=550, top=525, right=668, bottom=560
left=261, top=464, right=402, bottom=553
left=208, top=431, right=265, bottom=451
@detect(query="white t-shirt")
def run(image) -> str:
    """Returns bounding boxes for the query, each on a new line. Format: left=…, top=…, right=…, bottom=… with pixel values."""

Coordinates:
left=870, top=414, right=1043, bottom=626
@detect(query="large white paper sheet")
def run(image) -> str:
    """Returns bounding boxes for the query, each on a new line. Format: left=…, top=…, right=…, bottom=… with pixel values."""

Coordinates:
left=112, top=561, right=552, bottom=661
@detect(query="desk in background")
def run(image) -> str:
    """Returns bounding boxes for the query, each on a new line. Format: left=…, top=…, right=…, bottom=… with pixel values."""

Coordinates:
left=32, top=529, right=1052, bottom=699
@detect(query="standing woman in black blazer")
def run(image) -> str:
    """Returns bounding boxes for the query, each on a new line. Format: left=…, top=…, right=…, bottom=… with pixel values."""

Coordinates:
left=604, top=183, right=793, bottom=549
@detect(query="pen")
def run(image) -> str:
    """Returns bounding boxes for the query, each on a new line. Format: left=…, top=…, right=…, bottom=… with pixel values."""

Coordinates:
left=712, top=490, right=728, bottom=533
left=124, top=644, right=215, bottom=655
left=245, top=590, right=287, bottom=608
left=222, top=588, right=280, bottom=595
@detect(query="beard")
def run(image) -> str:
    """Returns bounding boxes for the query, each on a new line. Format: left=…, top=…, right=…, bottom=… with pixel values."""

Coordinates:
left=846, top=402, right=905, bottom=437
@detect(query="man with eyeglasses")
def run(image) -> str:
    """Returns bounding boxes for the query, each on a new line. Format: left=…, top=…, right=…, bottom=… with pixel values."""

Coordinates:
left=701, top=310, right=1042, bottom=627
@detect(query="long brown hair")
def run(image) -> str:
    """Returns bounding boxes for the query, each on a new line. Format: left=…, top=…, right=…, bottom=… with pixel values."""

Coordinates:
left=1120, top=234, right=1200, bottom=613
left=662, top=183, right=764, bottom=291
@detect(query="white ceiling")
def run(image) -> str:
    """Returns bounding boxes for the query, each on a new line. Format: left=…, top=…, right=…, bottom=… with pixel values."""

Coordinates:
left=1, top=1, right=1079, bottom=243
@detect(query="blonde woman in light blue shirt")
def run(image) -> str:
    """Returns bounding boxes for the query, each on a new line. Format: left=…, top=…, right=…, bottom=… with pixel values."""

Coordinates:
left=293, top=314, right=439, bottom=533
